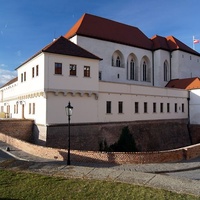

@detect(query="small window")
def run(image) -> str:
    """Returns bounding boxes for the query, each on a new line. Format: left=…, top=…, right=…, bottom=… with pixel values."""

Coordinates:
left=118, top=101, right=123, bottom=113
left=36, top=65, right=39, bottom=76
left=14, top=104, right=18, bottom=114
left=153, top=102, right=156, bottom=113
left=160, top=103, right=163, bottom=113
left=144, top=102, right=147, bottom=113
left=32, top=67, right=35, bottom=78
left=33, top=103, right=35, bottom=114
left=24, top=72, right=26, bottom=81
left=175, top=103, right=178, bottom=113
left=135, top=102, right=139, bottom=113
left=21, top=73, right=23, bottom=82
left=55, top=63, right=62, bottom=75
left=106, top=101, right=111, bottom=114
left=167, top=103, right=170, bottom=113
left=84, top=66, right=90, bottom=77
left=99, top=71, right=102, bottom=80
left=182, top=103, right=184, bottom=112
left=69, top=64, right=77, bottom=76
left=29, top=103, right=31, bottom=114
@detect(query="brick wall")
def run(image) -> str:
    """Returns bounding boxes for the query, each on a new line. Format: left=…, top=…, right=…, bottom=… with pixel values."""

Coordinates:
left=1, top=132, right=199, bottom=164
left=0, top=119, right=34, bottom=142
left=189, top=125, right=200, bottom=144
left=46, top=119, right=191, bottom=152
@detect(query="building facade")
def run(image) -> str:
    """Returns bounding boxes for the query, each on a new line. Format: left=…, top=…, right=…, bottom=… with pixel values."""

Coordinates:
left=0, top=13, right=200, bottom=146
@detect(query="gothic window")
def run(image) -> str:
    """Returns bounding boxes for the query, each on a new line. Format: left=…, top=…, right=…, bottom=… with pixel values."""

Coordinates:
left=130, top=59, right=135, bottom=80
left=164, top=61, right=168, bottom=81
left=143, top=61, right=147, bottom=81
left=116, top=56, right=121, bottom=67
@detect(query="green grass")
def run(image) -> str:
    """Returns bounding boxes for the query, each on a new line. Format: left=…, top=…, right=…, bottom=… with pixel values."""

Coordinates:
left=0, top=169, right=198, bottom=200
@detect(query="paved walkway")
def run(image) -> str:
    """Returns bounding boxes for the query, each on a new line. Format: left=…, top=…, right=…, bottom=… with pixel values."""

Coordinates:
left=0, top=141, right=200, bottom=197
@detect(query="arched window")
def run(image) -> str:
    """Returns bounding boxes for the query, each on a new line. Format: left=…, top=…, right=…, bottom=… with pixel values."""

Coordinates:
left=111, top=56, right=114, bottom=66
left=143, top=61, right=147, bottom=81
left=130, top=59, right=135, bottom=80
left=164, top=61, right=168, bottom=81
left=116, top=56, right=121, bottom=67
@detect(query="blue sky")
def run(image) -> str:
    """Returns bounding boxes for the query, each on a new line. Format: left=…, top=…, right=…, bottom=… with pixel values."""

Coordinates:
left=1, top=0, right=200, bottom=86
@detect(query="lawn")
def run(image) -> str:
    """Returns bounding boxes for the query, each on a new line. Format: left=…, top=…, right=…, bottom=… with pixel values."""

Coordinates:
left=0, top=169, right=198, bottom=200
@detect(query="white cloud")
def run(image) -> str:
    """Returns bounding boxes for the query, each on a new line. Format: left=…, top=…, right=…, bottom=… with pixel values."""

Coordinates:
left=0, top=69, right=17, bottom=87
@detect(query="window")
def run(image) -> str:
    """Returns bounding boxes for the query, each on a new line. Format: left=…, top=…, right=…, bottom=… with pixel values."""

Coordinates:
left=135, top=102, right=139, bottom=113
left=29, top=103, right=31, bottom=114
left=24, top=72, right=26, bottom=81
left=160, top=103, right=163, bottom=113
left=111, top=56, right=114, bottom=66
left=143, top=61, right=147, bottom=81
left=69, top=64, right=76, bottom=76
left=118, top=101, right=123, bottom=113
left=164, top=61, right=168, bottom=81
left=55, top=62, right=62, bottom=75
left=33, top=103, right=35, bottom=114
left=144, top=102, right=147, bottom=113
left=36, top=65, right=39, bottom=76
left=153, top=102, right=156, bottom=113
left=167, top=103, right=170, bottom=113
left=21, top=73, right=23, bottom=82
left=99, top=71, right=102, bottom=80
left=116, top=56, right=121, bottom=67
left=175, top=103, right=178, bottom=113
left=84, top=66, right=90, bottom=77
left=182, top=103, right=184, bottom=112
left=106, top=101, right=111, bottom=114
left=32, top=67, right=35, bottom=78
left=130, top=59, right=135, bottom=80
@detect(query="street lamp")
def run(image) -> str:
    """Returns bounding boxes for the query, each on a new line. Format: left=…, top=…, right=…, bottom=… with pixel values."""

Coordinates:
left=65, top=102, right=73, bottom=165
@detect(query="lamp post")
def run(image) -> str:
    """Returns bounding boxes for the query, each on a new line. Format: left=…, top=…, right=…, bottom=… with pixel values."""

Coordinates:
left=65, top=102, right=73, bottom=165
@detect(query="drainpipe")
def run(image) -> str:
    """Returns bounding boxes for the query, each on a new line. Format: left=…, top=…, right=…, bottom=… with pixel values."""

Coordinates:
left=152, top=51, right=154, bottom=86
left=187, top=91, right=193, bottom=144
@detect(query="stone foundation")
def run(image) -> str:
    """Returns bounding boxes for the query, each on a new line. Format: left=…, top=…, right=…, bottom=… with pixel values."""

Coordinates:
left=45, top=119, right=191, bottom=151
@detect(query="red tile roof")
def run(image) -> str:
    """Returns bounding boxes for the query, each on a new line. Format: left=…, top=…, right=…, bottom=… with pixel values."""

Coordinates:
left=0, top=77, right=18, bottom=89
left=65, top=13, right=200, bottom=56
left=166, top=36, right=199, bottom=55
left=151, top=35, right=170, bottom=51
left=165, top=77, right=200, bottom=90
left=16, top=36, right=101, bottom=69
left=65, top=13, right=153, bottom=50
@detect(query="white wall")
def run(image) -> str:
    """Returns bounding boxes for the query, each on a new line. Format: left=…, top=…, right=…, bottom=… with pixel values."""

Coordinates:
left=45, top=81, right=188, bottom=124
left=153, top=50, right=171, bottom=87
left=171, top=51, right=200, bottom=79
left=73, top=36, right=153, bottom=86
left=44, top=53, right=99, bottom=92
left=190, top=89, right=200, bottom=124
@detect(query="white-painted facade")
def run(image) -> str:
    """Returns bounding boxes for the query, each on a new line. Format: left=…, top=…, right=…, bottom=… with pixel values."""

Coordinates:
left=71, top=36, right=200, bottom=88
left=1, top=14, right=200, bottom=144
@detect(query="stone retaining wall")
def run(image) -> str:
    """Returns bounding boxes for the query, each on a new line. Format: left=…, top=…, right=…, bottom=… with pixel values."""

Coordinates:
left=0, top=132, right=199, bottom=164
left=46, top=119, right=191, bottom=152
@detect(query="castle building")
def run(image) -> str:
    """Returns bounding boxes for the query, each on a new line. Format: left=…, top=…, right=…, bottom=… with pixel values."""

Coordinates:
left=0, top=13, right=200, bottom=148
